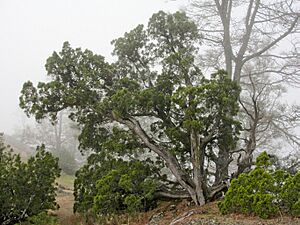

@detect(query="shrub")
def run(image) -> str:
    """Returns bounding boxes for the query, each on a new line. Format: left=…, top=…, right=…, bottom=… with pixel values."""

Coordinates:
left=0, top=135, right=61, bottom=225
left=16, top=212, right=59, bottom=225
left=73, top=153, right=118, bottom=216
left=74, top=151, right=157, bottom=219
left=281, top=172, right=300, bottom=216
left=218, top=168, right=279, bottom=218
left=93, top=160, right=157, bottom=216
left=218, top=151, right=300, bottom=218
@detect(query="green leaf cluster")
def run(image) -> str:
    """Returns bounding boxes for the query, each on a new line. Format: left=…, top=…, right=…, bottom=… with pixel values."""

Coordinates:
left=281, top=172, right=300, bottom=216
left=93, top=160, right=157, bottom=215
left=15, top=212, right=59, bottom=225
left=218, top=151, right=300, bottom=219
left=0, top=135, right=61, bottom=225
left=73, top=125, right=151, bottom=216
left=74, top=156, right=157, bottom=217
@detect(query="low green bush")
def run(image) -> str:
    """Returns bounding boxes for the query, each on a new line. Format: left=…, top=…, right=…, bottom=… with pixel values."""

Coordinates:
left=281, top=172, right=300, bottom=216
left=93, top=160, right=157, bottom=216
left=74, top=153, right=158, bottom=220
left=15, top=212, right=59, bottom=225
left=218, top=151, right=300, bottom=218
left=0, top=135, right=61, bottom=225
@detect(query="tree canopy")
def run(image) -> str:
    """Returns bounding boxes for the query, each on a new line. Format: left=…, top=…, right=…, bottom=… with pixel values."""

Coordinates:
left=20, top=11, right=241, bottom=206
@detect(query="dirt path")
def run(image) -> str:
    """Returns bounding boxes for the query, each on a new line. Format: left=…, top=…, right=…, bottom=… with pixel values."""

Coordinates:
left=55, top=191, right=82, bottom=225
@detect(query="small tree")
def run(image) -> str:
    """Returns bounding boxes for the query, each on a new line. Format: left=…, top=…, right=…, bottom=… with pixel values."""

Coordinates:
left=0, top=134, right=61, bottom=225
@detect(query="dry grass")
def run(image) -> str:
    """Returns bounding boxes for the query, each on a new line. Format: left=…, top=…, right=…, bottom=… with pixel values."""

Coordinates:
left=54, top=174, right=86, bottom=225
left=55, top=193, right=76, bottom=224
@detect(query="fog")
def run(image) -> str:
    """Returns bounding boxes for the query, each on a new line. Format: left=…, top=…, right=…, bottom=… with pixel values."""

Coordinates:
left=1, top=0, right=299, bottom=136
left=0, top=0, right=187, bottom=134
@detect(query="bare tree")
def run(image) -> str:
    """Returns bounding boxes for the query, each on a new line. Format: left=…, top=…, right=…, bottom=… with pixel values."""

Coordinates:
left=187, top=0, right=300, bottom=175
left=189, top=0, right=299, bottom=82
left=237, top=61, right=300, bottom=175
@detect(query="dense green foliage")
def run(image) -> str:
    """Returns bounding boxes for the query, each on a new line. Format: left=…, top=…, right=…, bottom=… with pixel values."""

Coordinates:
left=281, top=172, right=300, bottom=216
left=74, top=149, right=158, bottom=216
left=219, top=152, right=300, bottom=219
left=73, top=126, right=156, bottom=215
left=0, top=134, right=61, bottom=225
left=93, top=160, right=157, bottom=215
left=20, top=10, right=241, bottom=209
left=15, top=212, right=59, bottom=225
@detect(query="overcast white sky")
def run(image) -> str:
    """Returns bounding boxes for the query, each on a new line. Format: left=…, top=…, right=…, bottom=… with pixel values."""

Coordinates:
left=0, top=0, right=188, bottom=134
left=1, top=0, right=299, bottom=137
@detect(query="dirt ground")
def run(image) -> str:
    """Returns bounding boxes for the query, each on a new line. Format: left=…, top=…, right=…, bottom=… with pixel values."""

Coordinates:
left=54, top=192, right=300, bottom=225
left=55, top=192, right=78, bottom=225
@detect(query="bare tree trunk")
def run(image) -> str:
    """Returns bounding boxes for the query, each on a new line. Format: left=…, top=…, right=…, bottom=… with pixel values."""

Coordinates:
left=191, top=129, right=206, bottom=205
left=54, top=111, right=63, bottom=151
left=214, top=148, right=231, bottom=185
left=215, top=0, right=234, bottom=77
